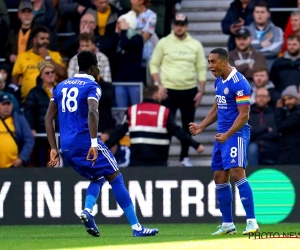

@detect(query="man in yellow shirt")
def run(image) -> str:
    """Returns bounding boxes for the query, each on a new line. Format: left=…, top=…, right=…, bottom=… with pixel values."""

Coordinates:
left=11, top=26, right=66, bottom=102
left=0, top=94, right=34, bottom=168
left=150, top=13, right=207, bottom=167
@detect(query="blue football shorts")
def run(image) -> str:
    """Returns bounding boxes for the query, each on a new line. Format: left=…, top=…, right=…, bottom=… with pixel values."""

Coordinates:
left=211, top=134, right=249, bottom=171
left=62, top=142, right=119, bottom=180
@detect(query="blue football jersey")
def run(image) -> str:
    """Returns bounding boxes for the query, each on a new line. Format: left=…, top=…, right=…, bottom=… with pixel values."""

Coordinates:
left=214, top=68, right=251, bottom=136
left=51, top=74, right=101, bottom=150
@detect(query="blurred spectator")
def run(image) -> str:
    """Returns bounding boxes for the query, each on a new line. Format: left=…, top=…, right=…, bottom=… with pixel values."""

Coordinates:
left=275, top=85, right=300, bottom=165
left=0, top=73, right=20, bottom=113
left=11, top=26, right=65, bottom=102
left=221, top=0, right=257, bottom=51
left=229, top=27, right=266, bottom=82
left=0, top=0, right=9, bottom=59
left=270, top=34, right=300, bottom=93
left=61, top=13, right=98, bottom=59
left=104, top=85, right=204, bottom=167
left=175, top=0, right=182, bottom=11
left=282, top=9, right=300, bottom=53
left=86, top=0, right=120, bottom=67
left=247, top=1, right=283, bottom=70
left=110, top=0, right=120, bottom=9
left=0, top=63, right=21, bottom=105
left=97, top=77, right=115, bottom=133
left=250, top=66, right=280, bottom=109
left=247, top=87, right=279, bottom=165
left=58, top=0, right=93, bottom=33
left=28, top=0, right=58, bottom=50
left=68, top=33, right=111, bottom=82
left=149, top=0, right=166, bottom=38
left=114, top=11, right=144, bottom=107
left=150, top=14, right=206, bottom=167
left=132, top=0, right=158, bottom=84
left=5, top=2, right=35, bottom=65
left=0, top=94, right=34, bottom=168
left=24, top=61, right=57, bottom=167
left=0, top=0, right=9, bottom=26
left=264, top=0, right=296, bottom=31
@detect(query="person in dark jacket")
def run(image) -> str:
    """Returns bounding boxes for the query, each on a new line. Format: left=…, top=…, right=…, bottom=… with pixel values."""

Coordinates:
left=247, top=87, right=279, bottom=165
left=5, top=2, right=35, bottom=65
left=221, top=0, right=257, bottom=51
left=275, top=85, right=300, bottom=165
left=86, top=1, right=120, bottom=68
left=113, top=11, right=144, bottom=107
left=270, top=34, right=300, bottom=93
left=24, top=61, right=57, bottom=167
left=103, top=85, right=204, bottom=167
left=0, top=94, right=34, bottom=168
left=58, top=0, right=93, bottom=33
left=27, top=0, right=58, bottom=50
left=97, top=77, right=115, bottom=133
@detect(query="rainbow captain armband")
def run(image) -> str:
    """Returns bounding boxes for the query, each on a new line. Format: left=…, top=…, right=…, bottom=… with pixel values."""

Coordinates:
left=91, top=138, right=98, bottom=147
left=236, top=95, right=250, bottom=106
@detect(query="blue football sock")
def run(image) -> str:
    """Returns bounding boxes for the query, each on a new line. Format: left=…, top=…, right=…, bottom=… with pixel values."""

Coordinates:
left=236, top=177, right=255, bottom=219
left=110, top=173, right=139, bottom=226
left=84, top=177, right=105, bottom=211
left=216, top=182, right=233, bottom=223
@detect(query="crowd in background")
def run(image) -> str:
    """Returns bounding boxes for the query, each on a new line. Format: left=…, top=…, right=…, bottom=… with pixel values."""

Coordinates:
left=1, top=0, right=300, bottom=168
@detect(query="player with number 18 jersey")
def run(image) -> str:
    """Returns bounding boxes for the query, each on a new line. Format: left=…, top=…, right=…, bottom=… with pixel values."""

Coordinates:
left=51, top=74, right=102, bottom=151
left=212, top=68, right=251, bottom=170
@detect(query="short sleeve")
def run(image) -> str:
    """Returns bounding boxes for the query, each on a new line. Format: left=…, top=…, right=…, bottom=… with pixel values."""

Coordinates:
left=142, top=12, right=157, bottom=34
left=50, top=87, right=57, bottom=103
left=231, top=78, right=251, bottom=107
left=12, top=54, right=23, bottom=76
left=87, top=84, right=102, bottom=102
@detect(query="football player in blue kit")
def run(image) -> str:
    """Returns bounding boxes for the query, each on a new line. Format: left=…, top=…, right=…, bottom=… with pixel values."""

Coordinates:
left=189, top=48, right=259, bottom=235
left=44, top=51, right=158, bottom=237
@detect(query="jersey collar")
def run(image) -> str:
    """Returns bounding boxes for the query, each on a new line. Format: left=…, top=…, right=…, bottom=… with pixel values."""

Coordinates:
left=222, top=67, right=237, bottom=83
left=74, top=74, right=95, bottom=81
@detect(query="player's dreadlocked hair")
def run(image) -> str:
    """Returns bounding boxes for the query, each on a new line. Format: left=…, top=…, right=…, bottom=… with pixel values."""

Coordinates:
left=77, top=51, right=98, bottom=72
left=210, top=48, right=229, bottom=61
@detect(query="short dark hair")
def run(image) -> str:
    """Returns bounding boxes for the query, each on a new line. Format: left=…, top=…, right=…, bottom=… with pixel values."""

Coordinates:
left=210, top=48, right=229, bottom=61
left=78, top=32, right=96, bottom=44
left=31, top=25, right=50, bottom=39
left=143, top=85, right=159, bottom=99
left=77, top=51, right=98, bottom=72
left=254, top=1, right=270, bottom=12
left=253, top=66, right=268, bottom=74
left=287, top=34, right=300, bottom=42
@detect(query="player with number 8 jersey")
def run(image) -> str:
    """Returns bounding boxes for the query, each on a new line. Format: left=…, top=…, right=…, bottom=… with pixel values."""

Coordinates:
left=189, top=48, right=259, bottom=236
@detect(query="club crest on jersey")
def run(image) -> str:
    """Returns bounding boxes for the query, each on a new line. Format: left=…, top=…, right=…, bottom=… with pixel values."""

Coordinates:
left=224, top=87, right=229, bottom=95
left=236, top=90, right=244, bottom=96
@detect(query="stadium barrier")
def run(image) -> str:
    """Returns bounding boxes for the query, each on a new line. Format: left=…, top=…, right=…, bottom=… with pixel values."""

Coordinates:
left=0, top=166, right=299, bottom=225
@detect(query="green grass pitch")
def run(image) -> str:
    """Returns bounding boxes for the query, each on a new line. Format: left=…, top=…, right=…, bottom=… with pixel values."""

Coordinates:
left=0, top=223, right=299, bottom=250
